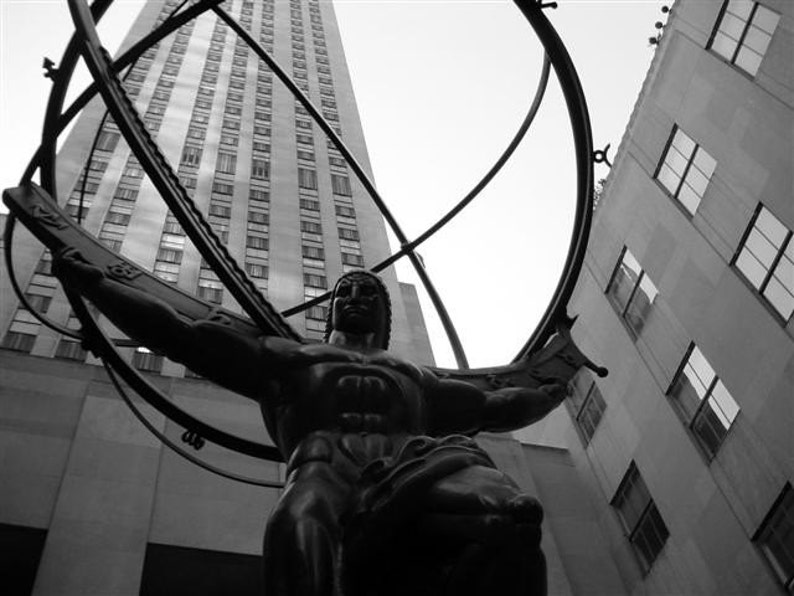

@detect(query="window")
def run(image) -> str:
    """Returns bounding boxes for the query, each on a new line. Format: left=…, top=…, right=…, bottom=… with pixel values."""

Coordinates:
left=105, top=210, right=130, bottom=226
left=181, top=146, right=202, bottom=167
left=303, top=273, right=327, bottom=289
left=341, top=252, right=364, bottom=267
left=246, top=263, right=268, bottom=278
left=198, top=279, right=223, bottom=304
left=656, top=127, right=716, bottom=215
left=307, top=305, right=328, bottom=321
left=253, top=141, right=270, bottom=154
left=709, top=1, right=780, bottom=76
left=669, top=344, right=741, bottom=459
left=156, top=248, right=183, bottom=264
left=335, top=205, right=355, bottom=218
left=246, top=235, right=268, bottom=250
left=216, top=152, right=237, bottom=175
left=331, top=174, right=352, bottom=196
left=338, top=227, right=359, bottom=241
left=734, top=205, right=793, bottom=321
left=612, top=463, right=669, bottom=573
left=302, top=245, right=325, bottom=260
left=300, top=198, right=320, bottom=211
left=212, top=181, right=234, bottom=195
left=250, top=188, right=269, bottom=203
left=297, top=150, right=314, bottom=162
left=301, top=220, right=322, bottom=234
left=298, top=168, right=318, bottom=190
left=96, top=130, right=120, bottom=152
left=133, top=347, right=163, bottom=373
left=55, top=339, right=86, bottom=361
left=251, top=159, right=269, bottom=180
left=755, top=483, right=794, bottom=591
left=606, top=247, right=658, bottom=337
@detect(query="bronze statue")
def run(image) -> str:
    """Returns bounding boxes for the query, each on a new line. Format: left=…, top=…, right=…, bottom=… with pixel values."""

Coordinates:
left=53, top=247, right=567, bottom=596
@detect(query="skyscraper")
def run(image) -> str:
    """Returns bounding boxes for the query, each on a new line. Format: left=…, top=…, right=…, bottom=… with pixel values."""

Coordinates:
left=0, top=1, right=434, bottom=593
left=1, top=0, right=434, bottom=366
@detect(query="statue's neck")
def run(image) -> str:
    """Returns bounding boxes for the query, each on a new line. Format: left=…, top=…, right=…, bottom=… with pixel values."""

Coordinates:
left=327, top=330, right=379, bottom=352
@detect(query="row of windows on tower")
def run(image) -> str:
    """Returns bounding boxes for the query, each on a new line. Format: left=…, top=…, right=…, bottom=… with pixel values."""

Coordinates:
left=570, top=367, right=791, bottom=587
left=653, top=122, right=792, bottom=322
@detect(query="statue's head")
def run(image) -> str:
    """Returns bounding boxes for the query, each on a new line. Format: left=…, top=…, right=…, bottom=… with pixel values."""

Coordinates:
left=325, top=270, right=391, bottom=349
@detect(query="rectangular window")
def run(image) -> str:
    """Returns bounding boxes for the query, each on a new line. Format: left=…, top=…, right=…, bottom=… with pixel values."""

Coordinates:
left=302, top=245, right=325, bottom=260
left=708, top=1, right=780, bottom=76
left=300, top=198, right=320, bottom=211
left=341, top=252, right=364, bottom=267
left=253, top=141, right=270, bottom=154
left=251, top=158, right=270, bottom=180
left=156, top=248, right=183, bottom=264
left=669, top=343, right=741, bottom=459
left=97, top=130, right=120, bottom=152
left=335, top=205, right=356, bottom=218
left=212, top=181, right=234, bottom=195
left=55, top=339, right=86, bottom=361
left=297, top=150, right=314, bottom=162
left=296, top=133, right=313, bottom=146
left=612, top=463, right=669, bottom=573
left=301, top=220, right=322, bottom=236
left=573, top=380, right=607, bottom=444
left=198, top=279, right=223, bottom=304
left=606, top=247, right=659, bottom=337
left=250, top=188, right=270, bottom=203
left=298, top=168, right=318, bottom=190
left=2, top=330, right=37, bottom=353
left=655, top=127, right=716, bottom=215
left=338, top=227, right=359, bottom=241
left=246, top=235, right=268, bottom=250
left=754, top=483, right=794, bottom=591
left=181, top=145, right=202, bottom=167
left=133, top=347, right=163, bottom=373
left=331, top=174, right=352, bottom=196
left=303, top=273, right=327, bottom=289
left=248, top=210, right=269, bottom=225
left=216, top=152, right=237, bottom=175
left=734, top=205, right=793, bottom=322
left=245, top=263, right=268, bottom=278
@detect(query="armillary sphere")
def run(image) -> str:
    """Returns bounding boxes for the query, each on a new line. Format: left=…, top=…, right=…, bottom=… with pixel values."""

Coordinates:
left=3, top=0, right=604, bottom=487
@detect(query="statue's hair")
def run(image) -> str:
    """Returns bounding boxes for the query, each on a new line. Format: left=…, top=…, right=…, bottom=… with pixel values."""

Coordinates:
left=324, top=270, right=392, bottom=349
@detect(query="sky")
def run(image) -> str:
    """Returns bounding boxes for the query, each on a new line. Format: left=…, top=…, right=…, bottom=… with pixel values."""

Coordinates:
left=0, top=0, right=666, bottom=368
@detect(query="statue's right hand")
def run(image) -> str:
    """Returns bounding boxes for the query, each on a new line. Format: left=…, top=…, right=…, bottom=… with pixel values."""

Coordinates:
left=52, top=247, right=105, bottom=289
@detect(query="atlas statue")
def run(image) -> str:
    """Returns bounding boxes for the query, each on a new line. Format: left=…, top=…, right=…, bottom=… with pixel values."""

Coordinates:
left=3, top=0, right=604, bottom=593
left=51, top=246, right=572, bottom=596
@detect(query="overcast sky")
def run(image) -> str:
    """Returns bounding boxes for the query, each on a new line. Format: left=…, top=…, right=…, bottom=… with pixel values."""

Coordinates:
left=0, top=0, right=666, bottom=367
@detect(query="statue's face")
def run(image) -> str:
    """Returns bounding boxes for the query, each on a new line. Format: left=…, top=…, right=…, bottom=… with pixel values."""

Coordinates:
left=332, top=275, right=385, bottom=336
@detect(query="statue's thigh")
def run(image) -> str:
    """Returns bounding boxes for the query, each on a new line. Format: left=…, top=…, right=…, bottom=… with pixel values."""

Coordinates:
left=420, top=465, right=543, bottom=548
left=425, top=464, right=524, bottom=513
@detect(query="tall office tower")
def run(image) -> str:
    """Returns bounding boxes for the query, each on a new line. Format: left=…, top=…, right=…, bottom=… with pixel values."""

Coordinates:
left=0, top=1, right=435, bottom=593
left=1, top=0, right=434, bottom=366
left=515, top=0, right=793, bottom=593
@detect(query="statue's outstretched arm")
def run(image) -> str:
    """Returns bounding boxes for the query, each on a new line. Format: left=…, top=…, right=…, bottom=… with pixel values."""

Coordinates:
left=427, top=375, right=566, bottom=435
left=53, top=247, right=274, bottom=400
left=480, top=383, right=566, bottom=433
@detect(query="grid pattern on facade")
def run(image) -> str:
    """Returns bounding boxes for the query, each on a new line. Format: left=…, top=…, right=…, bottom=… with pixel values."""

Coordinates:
left=655, top=126, right=716, bottom=216
left=668, top=343, right=740, bottom=460
left=708, top=0, right=780, bottom=76
left=612, top=463, right=669, bottom=573
left=734, top=204, right=794, bottom=322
